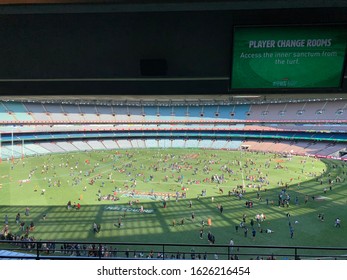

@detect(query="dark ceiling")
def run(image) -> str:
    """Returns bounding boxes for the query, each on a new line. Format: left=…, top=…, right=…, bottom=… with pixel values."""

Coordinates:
left=0, top=0, right=346, bottom=98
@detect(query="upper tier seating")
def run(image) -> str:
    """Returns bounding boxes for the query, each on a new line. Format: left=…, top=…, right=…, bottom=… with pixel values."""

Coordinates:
left=1, top=100, right=346, bottom=124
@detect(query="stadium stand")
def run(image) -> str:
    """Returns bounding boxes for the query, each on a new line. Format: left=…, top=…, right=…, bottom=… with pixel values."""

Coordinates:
left=55, top=141, right=80, bottom=152
left=102, top=139, right=120, bottom=149
left=145, top=139, right=158, bottom=148
left=0, top=103, right=15, bottom=121
left=0, top=97, right=347, bottom=161
left=3, top=102, right=33, bottom=122
left=116, top=139, right=132, bottom=149
left=87, top=140, right=107, bottom=150
left=71, top=141, right=93, bottom=151
left=96, top=106, right=116, bottom=122
left=171, top=139, right=185, bottom=148
left=39, top=142, right=66, bottom=153
left=24, top=143, right=50, bottom=155
left=1, top=100, right=347, bottom=125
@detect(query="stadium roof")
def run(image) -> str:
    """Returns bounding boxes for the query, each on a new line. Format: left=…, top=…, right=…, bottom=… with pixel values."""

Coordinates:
left=1, top=0, right=346, bottom=10
left=0, top=0, right=346, bottom=98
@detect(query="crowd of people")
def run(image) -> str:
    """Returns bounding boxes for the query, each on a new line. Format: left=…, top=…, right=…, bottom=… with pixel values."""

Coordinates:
left=1, top=149, right=346, bottom=259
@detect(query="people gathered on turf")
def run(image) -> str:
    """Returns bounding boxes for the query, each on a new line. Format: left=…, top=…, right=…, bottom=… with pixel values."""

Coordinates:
left=1, top=149, right=345, bottom=259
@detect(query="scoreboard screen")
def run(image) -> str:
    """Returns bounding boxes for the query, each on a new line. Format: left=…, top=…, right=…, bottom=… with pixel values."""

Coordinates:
left=231, top=25, right=347, bottom=89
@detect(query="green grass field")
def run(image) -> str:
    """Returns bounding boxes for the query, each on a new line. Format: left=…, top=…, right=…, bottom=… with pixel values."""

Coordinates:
left=1, top=148, right=347, bottom=259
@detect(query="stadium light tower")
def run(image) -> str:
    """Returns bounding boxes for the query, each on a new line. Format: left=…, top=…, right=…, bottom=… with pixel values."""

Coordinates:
left=11, top=128, right=14, bottom=163
left=22, top=138, right=24, bottom=160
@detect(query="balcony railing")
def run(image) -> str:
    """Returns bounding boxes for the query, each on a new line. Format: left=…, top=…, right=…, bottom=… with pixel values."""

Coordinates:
left=1, top=240, right=347, bottom=260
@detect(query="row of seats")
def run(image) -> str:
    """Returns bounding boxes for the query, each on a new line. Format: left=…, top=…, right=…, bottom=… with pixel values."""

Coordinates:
left=242, top=140, right=346, bottom=157
left=1, top=139, right=344, bottom=160
left=0, top=124, right=246, bottom=133
left=0, top=100, right=346, bottom=161
left=1, top=123, right=347, bottom=135
left=0, top=102, right=249, bottom=122
left=1, top=100, right=347, bottom=123
left=1, top=130, right=346, bottom=143
left=0, top=139, right=239, bottom=159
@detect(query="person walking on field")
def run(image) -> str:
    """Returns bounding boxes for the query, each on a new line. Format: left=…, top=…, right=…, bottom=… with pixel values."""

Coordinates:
left=199, top=228, right=203, bottom=239
left=335, top=218, right=341, bottom=228
left=229, top=239, right=234, bottom=254
left=290, top=226, right=294, bottom=238
left=252, top=228, right=256, bottom=240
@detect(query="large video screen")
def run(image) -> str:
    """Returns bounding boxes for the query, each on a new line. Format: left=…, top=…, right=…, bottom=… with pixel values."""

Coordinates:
left=231, top=25, right=347, bottom=89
